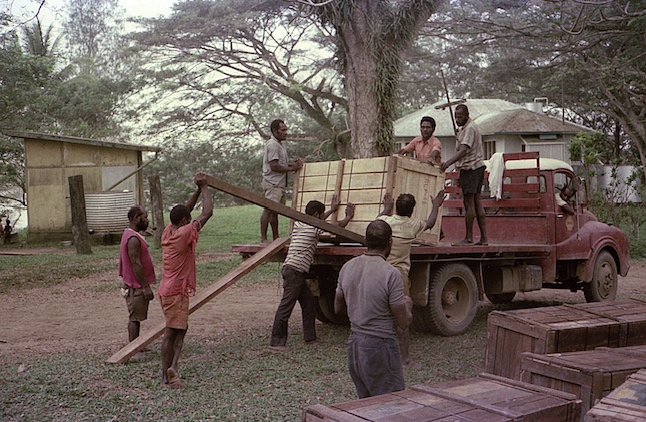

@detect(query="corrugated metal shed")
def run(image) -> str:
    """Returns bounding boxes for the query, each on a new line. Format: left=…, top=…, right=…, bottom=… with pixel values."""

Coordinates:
left=85, top=191, right=135, bottom=233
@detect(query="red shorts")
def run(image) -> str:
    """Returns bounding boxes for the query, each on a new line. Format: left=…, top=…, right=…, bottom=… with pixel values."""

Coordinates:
left=160, top=294, right=189, bottom=330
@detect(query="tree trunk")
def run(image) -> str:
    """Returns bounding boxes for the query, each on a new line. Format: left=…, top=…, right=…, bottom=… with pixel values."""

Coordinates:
left=338, top=1, right=380, bottom=158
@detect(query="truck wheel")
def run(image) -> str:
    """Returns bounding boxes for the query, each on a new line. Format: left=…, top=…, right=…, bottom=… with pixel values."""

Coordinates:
left=584, top=250, right=618, bottom=302
left=419, top=263, right=478, bottom=336
left=485, top=292, right=516, bottom=304
left=317, top=285, right=349, bottom=326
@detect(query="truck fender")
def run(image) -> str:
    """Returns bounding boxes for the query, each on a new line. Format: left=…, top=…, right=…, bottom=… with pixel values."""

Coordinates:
left=577, top=244, right=621, bottom=282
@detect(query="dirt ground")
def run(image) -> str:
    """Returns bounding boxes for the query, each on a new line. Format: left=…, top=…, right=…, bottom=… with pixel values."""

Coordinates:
left=0, top=252, right=644, bottom=360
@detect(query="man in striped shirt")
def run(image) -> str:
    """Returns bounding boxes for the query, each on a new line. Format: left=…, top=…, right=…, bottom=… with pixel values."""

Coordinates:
left=269, top=195, right=355, bottom=351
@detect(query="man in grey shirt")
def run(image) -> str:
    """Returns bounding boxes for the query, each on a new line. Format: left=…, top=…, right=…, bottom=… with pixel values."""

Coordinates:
left=334, top=219, right=413, bottom=398
left=260, top=119, right=303, bottom=245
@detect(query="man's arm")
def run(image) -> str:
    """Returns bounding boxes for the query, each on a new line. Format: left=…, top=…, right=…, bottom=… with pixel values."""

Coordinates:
left=429, top=149, right=441, bottom=164
left=423, top=190, right=445, bottom=230
left=269, top=157, right=303, bottom=174
left=390, top=297, right=413, bottom=331
left=377, top=192, right=394, bottom=217
left=193, top=172, right=213, bottom=230
left=126, top=237, right=153, bottom=300
left=440, top=144, right=468, bottom=172
left=335, top=203, right=355, bottom=228
left=322, top=194, right=340, bottom=220
left=334, top=290, right=347, bottom=315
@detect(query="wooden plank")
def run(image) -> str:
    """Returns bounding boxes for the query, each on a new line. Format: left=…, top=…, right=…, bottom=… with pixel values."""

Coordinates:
left=106, top=237, right=290, bottom=364
left=205, top=175, right=365, bottom=244
left=302, top=404, right=367, bottom=422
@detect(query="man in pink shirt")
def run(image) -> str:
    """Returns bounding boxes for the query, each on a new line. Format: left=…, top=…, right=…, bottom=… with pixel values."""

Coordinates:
left=118, top=206, right=156, bottom=348
left=158, top=172, right=213, bottom=389
left=396, top=116, right=442, bottom=164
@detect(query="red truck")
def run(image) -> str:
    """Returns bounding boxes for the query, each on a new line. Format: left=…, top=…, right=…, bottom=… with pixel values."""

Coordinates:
left=233, top=152, right=630, bottom=336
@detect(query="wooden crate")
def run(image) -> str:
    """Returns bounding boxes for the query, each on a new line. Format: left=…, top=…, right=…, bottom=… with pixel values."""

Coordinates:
left=486, top=306, right=623, bottom=380
left=585, top=368, right=646, bottom=421
left=520, top=345, right=646, bottom=419
left=293, top=156, right=445, bottom=245
left=486, top=300, right=646, bottom=381
left=572, top=299, right=646, bottom=347
left=302, top=373, right=581, bottom=421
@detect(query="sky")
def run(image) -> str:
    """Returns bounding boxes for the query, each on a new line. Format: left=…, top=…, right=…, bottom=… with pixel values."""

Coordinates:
left=6, top=0, right=176, bottom=28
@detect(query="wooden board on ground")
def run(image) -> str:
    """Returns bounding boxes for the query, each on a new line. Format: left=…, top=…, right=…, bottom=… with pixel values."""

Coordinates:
left=585, top=368, right=646, bottom=421
left=520, top=345, right=646, bottom=420
left=302, top=373, right=581, bottom=422
left=106, top=237, right=290, bottom=364
left=293, top=156, right=445, bottom=245
left=485, top=304, right=625, bottom=380
left=205, top=175, right=364, bottom=245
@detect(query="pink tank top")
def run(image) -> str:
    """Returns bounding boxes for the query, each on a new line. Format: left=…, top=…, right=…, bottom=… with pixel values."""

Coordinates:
left=118, top=228, right=157, bottom=288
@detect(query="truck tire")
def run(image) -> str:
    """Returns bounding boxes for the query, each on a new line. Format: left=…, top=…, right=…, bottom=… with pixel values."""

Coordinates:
left=418, top=263, right=478, bottom=336
left=316, top=285, right=349, bottom=326
left=485, top=292, right=516, bottom=304
left=583, top=250, right=618, bottom=302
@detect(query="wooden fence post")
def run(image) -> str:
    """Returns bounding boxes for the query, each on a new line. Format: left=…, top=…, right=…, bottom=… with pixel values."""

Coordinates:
left=148, top=175, right=164, bottom=249
left=68, top=175, right=92, bottom=255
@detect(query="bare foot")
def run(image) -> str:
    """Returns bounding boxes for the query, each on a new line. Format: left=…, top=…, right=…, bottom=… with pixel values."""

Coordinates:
left=475, top=240, right=488, bottom=246
left=452, top=239, right=473, bottom=246
left=167, top=368, right=183, bottom=389
left=268, top=345, right=289, bottom=352
left=259, top=239, right=271, bottom=247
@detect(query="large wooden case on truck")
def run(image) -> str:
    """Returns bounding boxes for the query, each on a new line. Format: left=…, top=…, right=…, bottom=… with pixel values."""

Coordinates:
left=292, top=155, right=445, bottom=245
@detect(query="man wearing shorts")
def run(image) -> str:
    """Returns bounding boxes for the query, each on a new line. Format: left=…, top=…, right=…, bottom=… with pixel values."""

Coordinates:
left=441, top=104, right=488, bottom=245
left=335, top=220, right=413, bottom=398
left=260, top=119, right=303, bottom=245
left=158, top=172, right=213, bottom=389
left=118, top=206, right=156, bottom=348
left=377, top=190, right=444, bottom=368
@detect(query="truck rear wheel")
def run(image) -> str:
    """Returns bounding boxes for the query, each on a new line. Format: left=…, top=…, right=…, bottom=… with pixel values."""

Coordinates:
left=417, top=263, right=478, bottom=336
left=584, top=250, right=618, bottom=302
left=316, top=284, right=349, bottom=326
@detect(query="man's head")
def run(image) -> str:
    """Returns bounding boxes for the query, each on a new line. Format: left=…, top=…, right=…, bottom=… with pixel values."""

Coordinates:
left=170, top=204, right=192, bottom=227
left=395, top=194, right=416, bottom=217
left=420, top=116, right=436, bottom=141
left=454, top=104, right=469, bottom=127
left=561, top=185, right=575, bottom=200
left=365, top=219, right=392, bottom=256
left=270, top=119, right=288, bottom=142
left=305, top=200, right=325, bottom=219
left=128, top=205, right=149, bottom=231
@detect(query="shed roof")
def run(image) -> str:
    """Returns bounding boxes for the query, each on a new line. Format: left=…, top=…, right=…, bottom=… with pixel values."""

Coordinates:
left=394, top=98, right=588, bottom=138
left=2, top=130, right=160, bottom=153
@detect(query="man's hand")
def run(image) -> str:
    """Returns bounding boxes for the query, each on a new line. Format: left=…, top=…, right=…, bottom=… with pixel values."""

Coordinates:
left=345, top=202, right=355, bottom=218
left=330, top=194, right=340, bottom=213
left=142, top=285, right=154, bottom=301
left=432, top=189, right=445, bottom=208
left=440, top=162, right=449, bottom=172
left=194, top=172, right=207, bottom=187
left=292, top=157, right=304, bottom=171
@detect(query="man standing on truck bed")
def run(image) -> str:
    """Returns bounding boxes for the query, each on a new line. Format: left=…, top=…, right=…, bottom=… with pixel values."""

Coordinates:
left=335, top=220, right=413, bottom=398
left=269, top=195, right=355, bottom=351
left=440, top=104, right=488, bottom=246
left=260, top=119, right=303, bottom=246
left=377, top=190, right=444, bottom=368
left=395, top=116, right=442, bottom=164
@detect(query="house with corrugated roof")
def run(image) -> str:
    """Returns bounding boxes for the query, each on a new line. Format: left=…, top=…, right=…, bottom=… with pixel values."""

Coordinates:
left=394, top=99, right=590, bottom=163
left=3, top=131, right=160, bottom=241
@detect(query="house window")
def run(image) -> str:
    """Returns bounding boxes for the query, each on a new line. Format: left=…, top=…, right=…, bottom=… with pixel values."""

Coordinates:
left=483, top=141, right=496, bottom=160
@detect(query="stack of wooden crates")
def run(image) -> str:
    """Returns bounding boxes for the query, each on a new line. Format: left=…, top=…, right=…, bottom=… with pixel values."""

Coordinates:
left=485, top=299, right=646, bottom=421
left=292, top=156, right=444, bottom=245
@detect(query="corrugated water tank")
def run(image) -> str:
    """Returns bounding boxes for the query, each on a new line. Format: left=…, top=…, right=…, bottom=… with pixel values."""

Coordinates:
left=85, top=191, right=135, bottom=233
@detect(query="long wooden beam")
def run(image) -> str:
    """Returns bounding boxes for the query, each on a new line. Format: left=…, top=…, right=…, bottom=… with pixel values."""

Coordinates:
left=205, top=175, right=365, bottom=245
left=106, top=237, right=290, bottom=364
